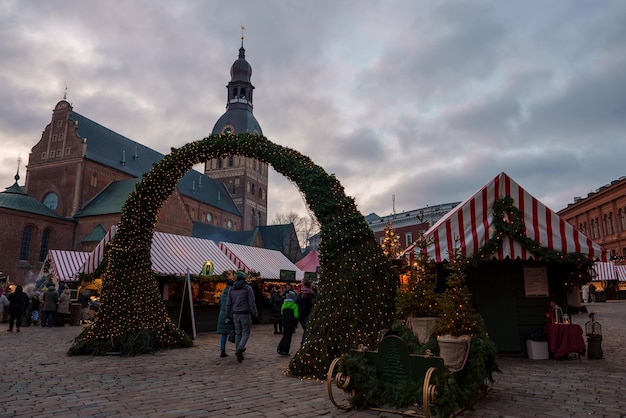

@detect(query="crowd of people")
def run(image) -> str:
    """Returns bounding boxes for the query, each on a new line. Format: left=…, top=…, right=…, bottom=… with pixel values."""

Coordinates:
left=0, top=279, right=76, bottom=331
left=215, top=270, right=317, bottom=362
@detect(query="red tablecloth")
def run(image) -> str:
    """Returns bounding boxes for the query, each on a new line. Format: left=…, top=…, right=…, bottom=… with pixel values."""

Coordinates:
left=544, top=323, right=586, bottom=359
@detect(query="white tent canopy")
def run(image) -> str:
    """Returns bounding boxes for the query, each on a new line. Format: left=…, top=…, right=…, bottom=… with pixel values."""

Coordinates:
left=218, top=241, right=304, bottom=281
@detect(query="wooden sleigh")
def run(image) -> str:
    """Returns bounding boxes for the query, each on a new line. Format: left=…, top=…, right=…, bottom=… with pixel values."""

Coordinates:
left=327, top=334, right=449, bottom=417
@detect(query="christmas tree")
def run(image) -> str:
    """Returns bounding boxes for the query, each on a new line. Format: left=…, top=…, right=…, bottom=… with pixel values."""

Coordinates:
left=381, top=221, right=402, bottom=260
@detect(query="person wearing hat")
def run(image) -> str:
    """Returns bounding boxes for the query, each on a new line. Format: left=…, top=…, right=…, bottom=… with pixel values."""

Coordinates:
left=226, top=271, right=258, bottom=363
left=42, top=283, right=59, bottom=327
left=31, top=291, right=41, bottom=326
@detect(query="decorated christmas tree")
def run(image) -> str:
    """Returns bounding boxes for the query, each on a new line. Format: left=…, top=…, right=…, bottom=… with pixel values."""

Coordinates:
left=395, top=233, right=439, bottom=318
left=381, top=221, right=402, bottom=260
left=435, top=247, right=481, bottom=336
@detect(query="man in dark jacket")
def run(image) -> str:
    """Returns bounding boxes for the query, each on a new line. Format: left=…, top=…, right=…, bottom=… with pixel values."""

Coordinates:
left=7, top=285, right=30, bottom=332
left=226, top=271, right=258, bottom=363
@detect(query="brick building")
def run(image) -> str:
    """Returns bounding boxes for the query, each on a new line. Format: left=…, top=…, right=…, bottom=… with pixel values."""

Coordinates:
left=0, top=42, right=299, bottom=286
left=557, top=176, right=626, bottom=259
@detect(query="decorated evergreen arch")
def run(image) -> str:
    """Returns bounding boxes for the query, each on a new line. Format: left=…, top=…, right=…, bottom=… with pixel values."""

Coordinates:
left=69, top=133, right=398, bottom=379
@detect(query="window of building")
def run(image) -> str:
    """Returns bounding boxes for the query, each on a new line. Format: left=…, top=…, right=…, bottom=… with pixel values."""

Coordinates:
left=619, top=209, right=626, bottom=232
left=52, top=134, right=57, bottom=142
left=57, top=149, right=61, bottom=157
left=235, top=177, right=240, bottom=185
left=217, top=159, right=223, bottom=169
left=405, top=233, right=413, bottom=247
left=90, top=173, right=98, bottom=187
left=20, top=226, right=32, bottom=261
left=246, top=182, right=251, bottom=193
left=57, top=120, right=63, bottom=127
left=59, top=133, right=63, bottom=141
left=65, top=147, right=71, bottom=155
left=41, top=152, right=47, bottom=159
left=50, top=150, right=55, bottom=158
left=251, top=183, right=255, bottom=194
left=228, top=157, right=234, bottom=167
left=39, top=229, right=50, bottom=262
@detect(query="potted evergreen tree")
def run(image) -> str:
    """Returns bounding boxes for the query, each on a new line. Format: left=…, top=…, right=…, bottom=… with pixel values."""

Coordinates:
left=395, top=234, right=439, bottom=344
left=435, top=247, right=481, bottom=372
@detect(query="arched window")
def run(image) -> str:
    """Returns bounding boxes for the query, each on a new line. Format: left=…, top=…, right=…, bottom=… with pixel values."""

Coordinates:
left=251, top=208, right=256, bottom=227
left=39, top=229, right=51, bottom=262
left=20, top=226, right=32, bottom=261
left=619, top=209, right=626, bottom=232
left=228, top=157, right=234, bottom=167
left=233, top=88, right=238, bottom=98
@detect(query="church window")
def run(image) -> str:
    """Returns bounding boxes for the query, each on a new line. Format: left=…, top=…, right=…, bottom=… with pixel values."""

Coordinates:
left=240, top=88, right=246, bottom=98
left=233, top=88, right=238, bottom=98
left=20, top=226, right=32, bottom=261
left=251, top=183, right=255, bottom=194
left=235, top=177, right=240, bottom=185
left=39, top=229, right=51, bottom=262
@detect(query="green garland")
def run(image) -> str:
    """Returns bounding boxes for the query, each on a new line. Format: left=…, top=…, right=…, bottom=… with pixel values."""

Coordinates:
left=472, top=196, right=594, bottom=270
left=69, top=133, right=397, bottom=381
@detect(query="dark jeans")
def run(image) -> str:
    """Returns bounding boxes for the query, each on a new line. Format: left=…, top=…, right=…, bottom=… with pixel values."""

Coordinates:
left=8, top=311, right=23, bottom=329
left=42, top=310, right=55, bottom=327
left=277, top=323, right=295, bottom=354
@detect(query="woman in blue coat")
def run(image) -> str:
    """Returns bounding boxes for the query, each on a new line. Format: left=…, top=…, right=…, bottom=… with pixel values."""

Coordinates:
left=216, top=271, right=235, bottom=357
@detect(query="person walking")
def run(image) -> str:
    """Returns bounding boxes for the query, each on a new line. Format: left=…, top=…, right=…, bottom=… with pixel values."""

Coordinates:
left=7, top=285, right=30, bottom=332
left=41, top=284, right=59, bottom=327
left=226, top=271, right=258, bottom=363
left=296, top=280, right=316, bottom=344
left=589, top=283, right=597, bottom=303
left=56, top=286, right=71, bottom=326
left=269, top=286, right=284, bottom=334
left=276, top=290, right=299, bottom=356
left=216, top=271, right=235, bottom=358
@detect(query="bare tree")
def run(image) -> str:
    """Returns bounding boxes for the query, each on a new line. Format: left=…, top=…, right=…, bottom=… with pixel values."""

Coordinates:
left=272, top=211, right=320, bottom=248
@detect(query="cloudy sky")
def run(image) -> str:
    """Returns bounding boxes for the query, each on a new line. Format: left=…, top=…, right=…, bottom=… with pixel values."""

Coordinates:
left=2, top=1, right=625, bottom=223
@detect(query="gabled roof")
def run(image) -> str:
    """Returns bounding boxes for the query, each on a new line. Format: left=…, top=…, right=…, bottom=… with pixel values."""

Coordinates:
left=82, top=224, right=107, bottom=243
left=257, top=224, right=297, bottom=252
left=70, top=111, right=240, bottom=216
left=296, top=249, right=319, bottom=273
left=192, top=221, right=258, bottom=246
left=75, top=179, right=139, bottom=217
left=0, top=181, right=65, bottom=219
left=403, top=172, right=608, bottom=262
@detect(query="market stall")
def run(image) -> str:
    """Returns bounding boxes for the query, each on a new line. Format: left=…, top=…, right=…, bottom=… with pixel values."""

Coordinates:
left=401, top=172, right=608, bottom=356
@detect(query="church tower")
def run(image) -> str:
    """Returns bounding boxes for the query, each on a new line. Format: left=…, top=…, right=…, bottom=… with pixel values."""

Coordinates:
left=205, top=35, right=268, bottom=230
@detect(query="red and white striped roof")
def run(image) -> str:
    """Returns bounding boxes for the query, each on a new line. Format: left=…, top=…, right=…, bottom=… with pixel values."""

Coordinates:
left=593, top=261, right=626, bottom=282
left=45, top=249, right=90, bottom=282
left=151, top=232, right=238, bottom=276
left=218, top=242, right=304, bottom=280
left=402, top=172, right=608, bottom=262
left=81, top=224, right=118, bottom=274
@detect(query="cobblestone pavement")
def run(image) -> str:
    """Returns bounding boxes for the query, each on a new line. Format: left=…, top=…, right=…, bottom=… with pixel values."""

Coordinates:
left=2, top=301, right=625, bottom=417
